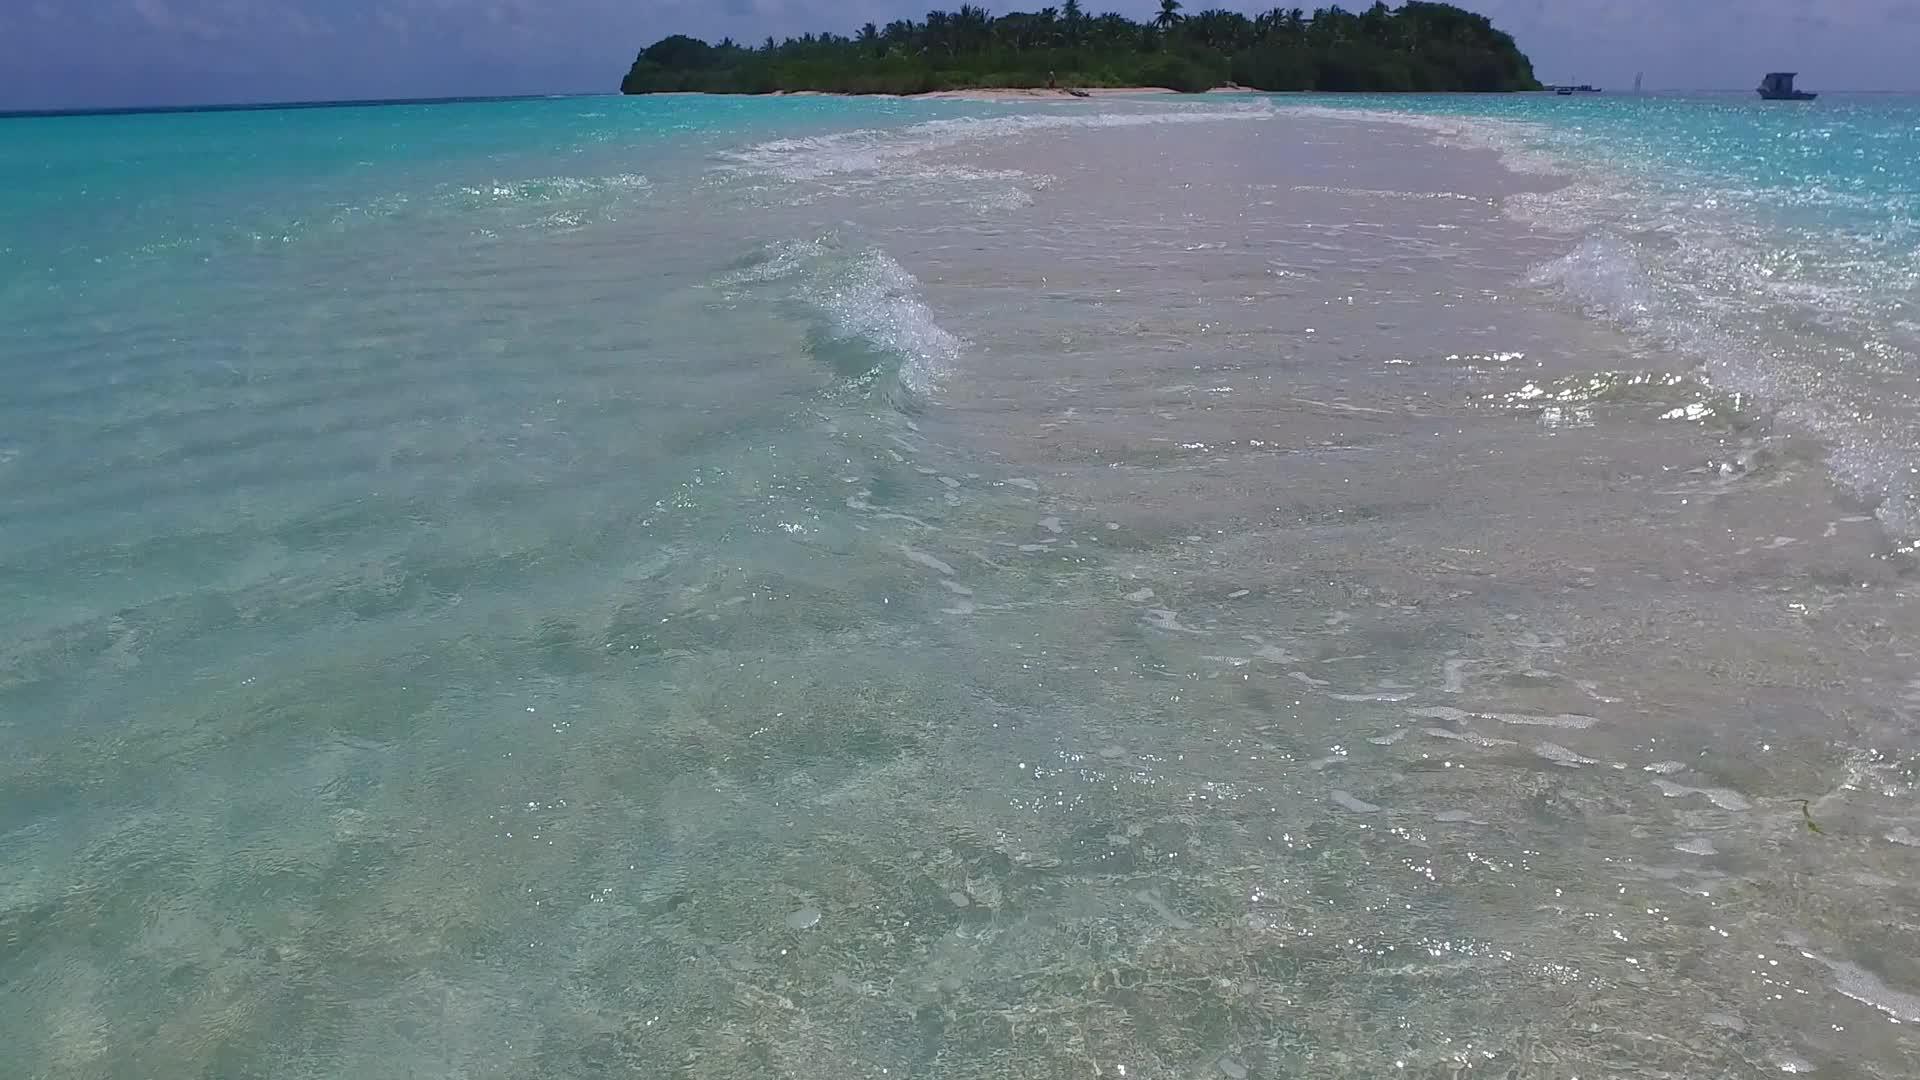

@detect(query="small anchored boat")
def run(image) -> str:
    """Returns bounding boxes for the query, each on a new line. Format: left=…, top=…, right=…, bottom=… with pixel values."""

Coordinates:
left=1758, top=72, right=1817, bottom=101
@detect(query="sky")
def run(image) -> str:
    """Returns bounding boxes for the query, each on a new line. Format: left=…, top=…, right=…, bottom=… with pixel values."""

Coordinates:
left=2, top=0, right=1917, bottom=111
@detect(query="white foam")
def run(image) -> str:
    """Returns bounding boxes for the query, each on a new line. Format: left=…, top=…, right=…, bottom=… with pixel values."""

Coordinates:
left=461, top=172, right=652, bottom=203
left=1331, top=789, right=1382, bottom=814
left=899, top=545, right=956, bottom=576
left=1526, top=233, right=1658, bottom=322
left=1144, top=608, right=1206, bottom=634
left=721, top=239, right=961, bottom=398
left=1651, top=779, right=1752, bottom=812
left=713, top=236, right=835, bottom=286
left=1534, top=742, right=1598, bottom=768
left=1410, top=705, right=1598, bottom=730
left=720, top=100, right=1275, bottom=182
left=1422, top=727, right=1516, bottom=749
left=1299, top=102, right=1920, bottom=543
left=819, top=250, right=961, bottom=397
left=1330, top=691, right=1415, bottom=703
left=1799, top=948, right=1920, bottom=1023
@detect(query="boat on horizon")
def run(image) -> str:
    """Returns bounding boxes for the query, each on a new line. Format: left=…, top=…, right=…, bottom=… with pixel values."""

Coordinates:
left=1758, top=72, right=1817, bottom=101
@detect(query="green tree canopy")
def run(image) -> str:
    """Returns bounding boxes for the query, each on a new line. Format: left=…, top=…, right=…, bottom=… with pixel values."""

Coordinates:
left=620, top=3, right=1540, bottom=96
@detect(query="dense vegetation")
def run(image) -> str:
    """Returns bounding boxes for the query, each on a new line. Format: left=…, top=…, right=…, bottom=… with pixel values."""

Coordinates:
left=621, top=2, right=1539, bottom=95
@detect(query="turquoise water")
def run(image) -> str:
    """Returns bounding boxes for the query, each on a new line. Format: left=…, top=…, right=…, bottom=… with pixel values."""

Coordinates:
left=7, top=92, right=1920, bottom=1077
left=1313, top=92, right=1920, bottom=533
left=1, top=95, right=969, bottom=279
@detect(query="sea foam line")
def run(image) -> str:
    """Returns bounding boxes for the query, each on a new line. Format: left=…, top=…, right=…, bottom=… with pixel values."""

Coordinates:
left=1288, top=101, right=1920, bottom=541
left=718, top=100, right=1276, bottom=182
left=720, top=238, right=962, bottom=400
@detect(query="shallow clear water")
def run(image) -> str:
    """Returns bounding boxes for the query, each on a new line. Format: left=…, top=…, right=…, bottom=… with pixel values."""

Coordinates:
left=5, top=93, right=1920, bottom=1079
left=1309, top=92, right=1920, bottom=536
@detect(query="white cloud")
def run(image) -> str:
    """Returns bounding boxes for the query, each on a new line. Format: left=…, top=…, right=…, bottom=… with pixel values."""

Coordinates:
left=128, top=0, right=175, bottom=29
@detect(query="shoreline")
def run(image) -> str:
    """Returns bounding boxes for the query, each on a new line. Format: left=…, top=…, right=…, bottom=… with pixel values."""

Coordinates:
left=892, top=86, right=1255, bottom=100
left=879, top=109, right=1916, bottom=1071
left=647, top=86, right=1259, bottom=101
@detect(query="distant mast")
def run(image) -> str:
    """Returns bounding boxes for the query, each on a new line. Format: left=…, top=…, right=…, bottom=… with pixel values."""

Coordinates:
left=1634, top=72, right=1644, bottom=94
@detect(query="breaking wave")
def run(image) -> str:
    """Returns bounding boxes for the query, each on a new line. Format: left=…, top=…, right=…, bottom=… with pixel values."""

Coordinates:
left=719, top=237, right=962, bottom=407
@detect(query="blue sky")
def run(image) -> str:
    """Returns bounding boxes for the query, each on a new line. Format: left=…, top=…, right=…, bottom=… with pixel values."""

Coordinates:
left=2, top=0, right=1915, bottom=110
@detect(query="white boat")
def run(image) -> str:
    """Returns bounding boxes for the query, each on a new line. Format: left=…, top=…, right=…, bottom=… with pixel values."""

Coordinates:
left=1758, top=72, right=1816, bottom=101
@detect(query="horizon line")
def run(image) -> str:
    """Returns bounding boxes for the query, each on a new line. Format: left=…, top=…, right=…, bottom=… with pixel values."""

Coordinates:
left=0, top=91, right=611, bottom=121
left=6, top=86, right=1915, bottom=119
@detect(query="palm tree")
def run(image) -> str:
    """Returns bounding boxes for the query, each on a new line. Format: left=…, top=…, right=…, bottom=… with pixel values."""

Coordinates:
left=1059, top=0, right=1084, bottom=44
left=953, top=4, right=993, bottom=52
left=1360, top=1, right=1393, bottom=43
left=1153, top=0, right=1185, bottom=30
left=1187, top=9, right=1251, bottom=50
left=925, top=10, right=953, bottom=55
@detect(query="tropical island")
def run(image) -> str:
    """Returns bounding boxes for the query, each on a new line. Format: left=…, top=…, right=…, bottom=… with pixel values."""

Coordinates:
left=621, top=2, right=1540, bottom=96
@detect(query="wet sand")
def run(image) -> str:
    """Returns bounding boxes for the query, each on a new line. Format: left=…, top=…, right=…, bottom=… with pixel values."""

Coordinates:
left=669, top=107, right=1920, bottom=1077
